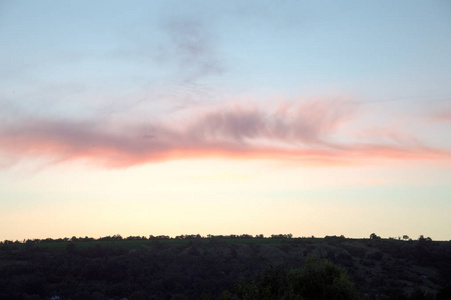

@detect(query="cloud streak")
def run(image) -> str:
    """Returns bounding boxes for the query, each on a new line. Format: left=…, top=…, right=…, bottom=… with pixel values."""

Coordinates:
left=158, top=19, right=224, bottom=83
left=0, top=101, right=449, bottom=168
left=432, top=110, right=451, bottom=122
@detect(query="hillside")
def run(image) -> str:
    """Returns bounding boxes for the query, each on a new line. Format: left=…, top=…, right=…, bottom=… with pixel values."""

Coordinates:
left=1, top=235, right=450, bottom=299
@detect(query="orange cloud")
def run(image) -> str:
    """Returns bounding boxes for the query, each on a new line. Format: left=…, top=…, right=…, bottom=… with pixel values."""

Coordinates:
left=0, top=101, right=449, bottom=168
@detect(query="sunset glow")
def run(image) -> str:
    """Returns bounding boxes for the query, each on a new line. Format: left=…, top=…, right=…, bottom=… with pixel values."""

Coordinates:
left=1, top=1, right=450, bottom=241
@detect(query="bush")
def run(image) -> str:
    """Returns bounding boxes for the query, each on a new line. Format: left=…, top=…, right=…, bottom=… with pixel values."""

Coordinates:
left=233, top=257, right=359, bottom=299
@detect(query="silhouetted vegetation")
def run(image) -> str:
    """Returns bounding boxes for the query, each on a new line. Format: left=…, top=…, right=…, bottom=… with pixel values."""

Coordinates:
left=1, top=234, right=450, bottom=299
left=231, top=257, right=359, bottom=300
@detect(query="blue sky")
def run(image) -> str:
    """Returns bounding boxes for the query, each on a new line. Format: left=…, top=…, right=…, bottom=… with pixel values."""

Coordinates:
left=1, top=0, right=450, bottom=240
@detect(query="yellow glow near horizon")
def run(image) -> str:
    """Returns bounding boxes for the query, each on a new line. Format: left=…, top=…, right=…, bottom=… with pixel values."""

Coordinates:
left=1, top=158, right=450, bottom=241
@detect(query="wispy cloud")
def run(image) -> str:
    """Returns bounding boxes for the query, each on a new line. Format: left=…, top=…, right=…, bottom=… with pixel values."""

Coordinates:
left=0, top=100, right=449, bottom=168
left=158, top=19, right=224, bottom=83
left=186, top=101, right=355, bottom=145
left=432, top=110, right=451, bottom=122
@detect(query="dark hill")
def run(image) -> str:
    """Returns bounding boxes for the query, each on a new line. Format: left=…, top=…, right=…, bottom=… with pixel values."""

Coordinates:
left=1, top=235, right=450, bottom=299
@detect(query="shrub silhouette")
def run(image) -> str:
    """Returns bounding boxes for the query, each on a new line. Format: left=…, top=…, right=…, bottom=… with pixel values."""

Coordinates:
left=370, top=233, right=381, bottom=240
left=234, top=257, right=359, bottom=300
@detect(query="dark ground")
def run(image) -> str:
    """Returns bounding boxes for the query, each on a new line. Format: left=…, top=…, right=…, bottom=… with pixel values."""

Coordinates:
left=1, top=235, right=450, bottom=299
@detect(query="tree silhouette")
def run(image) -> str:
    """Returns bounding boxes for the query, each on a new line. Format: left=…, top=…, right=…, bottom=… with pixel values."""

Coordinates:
left=233, top=257, right=359, bottom=300
left=370, top=233, right=381, bottom=240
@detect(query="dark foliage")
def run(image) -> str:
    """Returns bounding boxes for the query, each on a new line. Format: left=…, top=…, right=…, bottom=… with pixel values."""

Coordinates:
left=0, top=235, right=450, bottom=299
left=233, top=257, right=358, bottom=299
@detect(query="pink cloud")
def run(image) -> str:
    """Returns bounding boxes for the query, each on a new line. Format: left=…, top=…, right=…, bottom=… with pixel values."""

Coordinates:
left=432, top=110, right=451, bottom=122
left=0, top=101, right=449, bottom=168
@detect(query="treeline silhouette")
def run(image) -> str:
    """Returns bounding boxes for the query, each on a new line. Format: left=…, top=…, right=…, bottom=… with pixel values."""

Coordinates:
left=1, top=234, right=451, bottom=299
left=3, top=232, right=438, bottom=246
left=1, top=233, right=294, bottom=245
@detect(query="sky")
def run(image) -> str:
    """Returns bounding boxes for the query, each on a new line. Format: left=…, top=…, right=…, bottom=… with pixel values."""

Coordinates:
left=1, top=0, right=451, bottom=241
